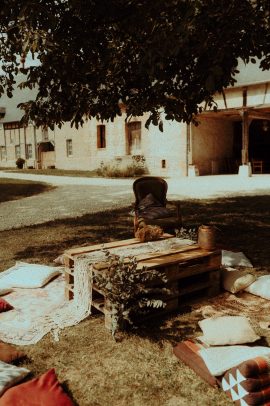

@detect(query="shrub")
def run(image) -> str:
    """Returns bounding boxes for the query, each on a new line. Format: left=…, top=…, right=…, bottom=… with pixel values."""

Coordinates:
left=96, top=160, right=147, bottom=178
left=15, top=158, right=25, bottom=169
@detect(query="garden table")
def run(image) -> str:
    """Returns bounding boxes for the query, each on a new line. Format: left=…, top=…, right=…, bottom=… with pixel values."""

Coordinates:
left=63, top=235, right=221, bottom=327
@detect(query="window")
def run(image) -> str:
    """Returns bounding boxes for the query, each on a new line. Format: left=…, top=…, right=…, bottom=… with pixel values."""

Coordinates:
left=4, top=122, right=21, bottom=130
left=66, top=139, right=73, bottom=156
left=42, top=126, right=49, bottom=141
left=15, top=145, right=21, bottom=159
left=97, top=125, right=106, bottom=148
left=4, top=122, right=21, bottom=145
left=26, top=144, right=33, bottom=159
left=0, top=146, right=6, bottom=160
left=126, top=121, right=141, bottom=154
left=161, top=159, right=166, bottom=168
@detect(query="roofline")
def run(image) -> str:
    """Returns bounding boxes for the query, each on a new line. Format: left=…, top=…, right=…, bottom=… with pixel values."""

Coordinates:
left=227, top=79, right=270, bottom=90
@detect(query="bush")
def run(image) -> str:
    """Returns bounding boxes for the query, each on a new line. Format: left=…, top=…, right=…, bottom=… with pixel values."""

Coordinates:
left=97, top=156, right=148, bottom=178
left=16, top=158, right=25, bottom=169
left=97, top=164, right=146, bottom=177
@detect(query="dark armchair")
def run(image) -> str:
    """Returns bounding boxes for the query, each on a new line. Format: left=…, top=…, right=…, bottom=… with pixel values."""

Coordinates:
left=133, top=176, right=182, bottom=234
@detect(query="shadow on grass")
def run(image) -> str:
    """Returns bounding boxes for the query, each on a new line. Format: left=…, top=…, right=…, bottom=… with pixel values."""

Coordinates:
left=6, top=194, right=270, bottom=270
left=0, top=179, right=54, bottom=203
left=4, top=194, right=267, bottom=345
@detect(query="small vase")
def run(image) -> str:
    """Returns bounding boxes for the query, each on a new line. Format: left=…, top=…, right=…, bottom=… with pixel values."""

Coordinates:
left=198, top=225, right=216, bottom=250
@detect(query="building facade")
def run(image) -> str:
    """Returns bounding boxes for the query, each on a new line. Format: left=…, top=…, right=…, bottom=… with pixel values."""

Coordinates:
left=0, top=62, right=270, bottom=176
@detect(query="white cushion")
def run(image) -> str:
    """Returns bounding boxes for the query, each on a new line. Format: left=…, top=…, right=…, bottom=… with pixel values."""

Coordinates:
left=199, top=346, right=270, bottom=376
left=222, top=267, right=256, bottom=294
left=0, top=360, right=30, bottom=396
left=245, top=275, right=270, bottom=300
left=0, top=262, right=61, bottom=289
left=198, top=316, right=260, bottom=346
left=222, top=250, right=253, bottom=268
left=0, top=289, right=13, bottom=296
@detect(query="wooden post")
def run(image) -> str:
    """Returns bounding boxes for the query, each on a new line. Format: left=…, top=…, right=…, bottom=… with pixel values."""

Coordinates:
left=240, top=110, right=251, bottom=165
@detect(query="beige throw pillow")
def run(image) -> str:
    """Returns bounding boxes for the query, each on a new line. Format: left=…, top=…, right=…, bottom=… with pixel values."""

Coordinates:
left=199, top=316, right=260, bottom=346
left=245, top=275, right=270, bottom=300
left=222, top=267, right=256, bottom=294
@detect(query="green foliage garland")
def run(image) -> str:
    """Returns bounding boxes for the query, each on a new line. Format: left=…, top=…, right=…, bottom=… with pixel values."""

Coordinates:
left=93, top=249, right=171, bottom=337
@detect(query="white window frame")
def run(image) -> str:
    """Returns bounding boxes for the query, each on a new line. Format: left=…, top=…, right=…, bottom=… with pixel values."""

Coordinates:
left=15, top=144, right=21, bottom=159
left=66, top=139, right=73, bottom=157
left=26, top=144, right=33, bottom=159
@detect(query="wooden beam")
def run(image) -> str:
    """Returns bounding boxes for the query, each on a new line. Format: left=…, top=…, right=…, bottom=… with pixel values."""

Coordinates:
left=239, top=110, right=251, bottom=165
left=199, top=106, right=270, bottom=121
left=246, top=109, right=270, bottom=120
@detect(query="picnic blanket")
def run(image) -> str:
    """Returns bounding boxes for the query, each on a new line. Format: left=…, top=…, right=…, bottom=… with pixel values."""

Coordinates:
left=0, top=261, right=92, bottom=345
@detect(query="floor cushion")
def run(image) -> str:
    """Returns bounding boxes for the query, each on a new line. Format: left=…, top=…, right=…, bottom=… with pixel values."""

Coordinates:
left=0, top=343, right=25, bottom=364
left=0, top=299, right=13, bottom=313
left=0, top=290, right=12, bottom=297
left=198, top=316, right=260, bottom=346
left=173, top=340, right=220, bottom=387
left=0, top=368, right=74, bottom=405
left=222, top=267, right=256, bottom=294
left=245, top=275, right=270, bottom=300
left=199, top=346, right=270, bottom=377
left=222, top=363, right=270, bottom=405
left=0, top=361, right=30, bottom=397
left=222, top=250, right=253, bottom=268
left=0, top=263, right=61, bottom=289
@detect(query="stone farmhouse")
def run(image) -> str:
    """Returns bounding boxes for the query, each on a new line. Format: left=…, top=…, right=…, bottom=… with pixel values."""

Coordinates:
left=0, top=60, right=270, bottom=177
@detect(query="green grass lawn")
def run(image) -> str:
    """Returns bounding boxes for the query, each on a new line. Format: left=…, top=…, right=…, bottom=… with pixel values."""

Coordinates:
left=1, top=184, right=270, bottom=406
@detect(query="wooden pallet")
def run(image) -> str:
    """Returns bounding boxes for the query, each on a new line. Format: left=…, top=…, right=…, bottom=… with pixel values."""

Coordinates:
left=63, top=236, right=221, bottom=328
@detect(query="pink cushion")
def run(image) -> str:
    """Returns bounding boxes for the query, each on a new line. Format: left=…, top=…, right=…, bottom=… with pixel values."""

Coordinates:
left=0, top=298, right=13, bottom=313
left=0, top=369, right=74, bottom=405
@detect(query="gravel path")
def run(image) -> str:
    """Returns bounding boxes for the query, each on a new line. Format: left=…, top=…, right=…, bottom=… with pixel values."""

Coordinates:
left=0, top=171, right=269, bottom=231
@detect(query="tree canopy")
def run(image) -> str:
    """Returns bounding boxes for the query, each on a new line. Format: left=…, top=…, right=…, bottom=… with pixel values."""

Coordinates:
left=0, top=0, right=270, bottom=129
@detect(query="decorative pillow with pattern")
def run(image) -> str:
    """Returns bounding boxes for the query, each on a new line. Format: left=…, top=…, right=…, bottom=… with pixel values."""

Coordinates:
left=0, top=368, right=74, bottom=405
left=236, top=356, right=270, bottom=378
left=222, top=359, right=270, bottom=406
left=0, top=299, right=13, bottom=313
left=0, top=361, right=30, bottom=396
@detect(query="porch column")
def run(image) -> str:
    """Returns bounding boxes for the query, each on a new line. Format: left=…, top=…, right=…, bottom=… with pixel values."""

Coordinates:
left=241, top=110, right=251, bottom=165
left=239, top=110, right=252, bottom=176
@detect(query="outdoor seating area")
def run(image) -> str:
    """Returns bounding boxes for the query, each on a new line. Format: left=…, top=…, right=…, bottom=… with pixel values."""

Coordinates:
left=1, top=227, right=270, bottom=405
left=0, top=175, right=270, bottom=405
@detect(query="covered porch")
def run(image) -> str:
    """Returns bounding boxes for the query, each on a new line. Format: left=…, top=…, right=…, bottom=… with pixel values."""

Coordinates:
left=192, top=105, right=270, bottom=176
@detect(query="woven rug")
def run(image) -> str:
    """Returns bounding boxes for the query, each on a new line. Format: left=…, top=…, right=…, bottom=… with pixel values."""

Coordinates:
left=0, top=261, right=93, bottom=346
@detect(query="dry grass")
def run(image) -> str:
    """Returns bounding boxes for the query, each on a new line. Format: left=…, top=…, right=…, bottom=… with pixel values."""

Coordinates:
left=1, top=193, right=270, bottom=405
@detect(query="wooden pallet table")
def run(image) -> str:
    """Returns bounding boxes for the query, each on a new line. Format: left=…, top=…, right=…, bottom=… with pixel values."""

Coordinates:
left=63, top=236, right=221, bottom=328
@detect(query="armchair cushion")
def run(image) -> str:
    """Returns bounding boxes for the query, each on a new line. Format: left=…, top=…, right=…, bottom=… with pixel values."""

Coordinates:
left=137, top=193, right=172, bottom=219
